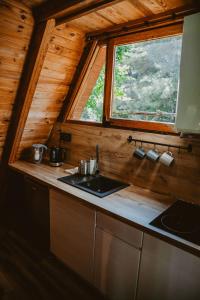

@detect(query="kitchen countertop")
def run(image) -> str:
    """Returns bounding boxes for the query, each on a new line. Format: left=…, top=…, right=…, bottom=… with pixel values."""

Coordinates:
left=9, top=160, right=200, bottom=256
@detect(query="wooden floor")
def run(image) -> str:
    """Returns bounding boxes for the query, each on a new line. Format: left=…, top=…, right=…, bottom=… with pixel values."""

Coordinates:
left=0, top=229, right=104, bottom=300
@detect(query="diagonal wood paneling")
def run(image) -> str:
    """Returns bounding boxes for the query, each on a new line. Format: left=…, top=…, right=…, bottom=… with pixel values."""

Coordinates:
left=0, top=0, right=34, bottom=160
left=17, top=23, right=86, bottom=158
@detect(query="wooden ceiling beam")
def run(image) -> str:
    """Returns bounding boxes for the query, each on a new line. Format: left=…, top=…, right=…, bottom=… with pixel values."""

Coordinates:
left=86, top=4, right=200, bottom=40
left=34, top=0, right=123, bottom=25
left=34, top=0, right=88, bottom=23
left=1, top=18, right=55, bottom=166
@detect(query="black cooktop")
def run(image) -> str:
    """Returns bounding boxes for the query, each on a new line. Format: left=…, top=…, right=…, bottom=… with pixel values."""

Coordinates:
left=150, top=200, right=200, bottom=246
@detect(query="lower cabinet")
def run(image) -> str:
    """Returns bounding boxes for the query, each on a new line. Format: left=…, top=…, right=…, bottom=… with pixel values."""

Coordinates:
left=137, top=233, right=200, bottom=300
left=94, top=212, right=143, bottom=300
left=50, top=189, right=96, bottom=283
left=24, top=176, right=50, bottom=251
left=5, top=171, right=49, bottom=251
left=49, top=188, right=200, bottom=300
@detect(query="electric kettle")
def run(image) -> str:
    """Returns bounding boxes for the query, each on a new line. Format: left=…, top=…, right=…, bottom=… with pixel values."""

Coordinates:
left=31, top=144, right=47, bottom=164
left=49, top=147, right=66, bottom=167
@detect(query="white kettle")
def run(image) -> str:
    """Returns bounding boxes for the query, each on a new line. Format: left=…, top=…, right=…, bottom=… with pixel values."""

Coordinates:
left=31, top=144, right=47, bottom=164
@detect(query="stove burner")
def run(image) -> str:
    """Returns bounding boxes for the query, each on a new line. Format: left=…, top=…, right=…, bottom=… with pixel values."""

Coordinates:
left=161, top=214, right=200, bottom=234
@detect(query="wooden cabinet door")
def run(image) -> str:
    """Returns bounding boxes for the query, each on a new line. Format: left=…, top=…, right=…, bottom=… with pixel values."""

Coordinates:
left=50, top=189, right=96, bottom=283
left=94, top=227, right=141, bottom=300
left=137, top=233, right=200, bottom=300
left=24, top=177, right=50, bottom=251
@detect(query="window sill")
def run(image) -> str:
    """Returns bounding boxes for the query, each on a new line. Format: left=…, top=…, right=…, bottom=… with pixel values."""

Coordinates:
left=108, top=118, right=177, bottom=134
left=65, top=119, right=178, bottom=135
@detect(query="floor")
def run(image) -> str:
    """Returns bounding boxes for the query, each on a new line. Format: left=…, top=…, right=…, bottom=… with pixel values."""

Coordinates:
left=0, top=228, right=104, bottom=300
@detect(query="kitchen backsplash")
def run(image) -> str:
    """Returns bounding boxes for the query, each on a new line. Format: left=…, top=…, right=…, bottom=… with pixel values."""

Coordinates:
left=48, top=122, right=200, bottom=204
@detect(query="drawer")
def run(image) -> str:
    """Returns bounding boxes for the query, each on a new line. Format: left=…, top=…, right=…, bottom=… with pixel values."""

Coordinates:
left=96, top=212, right=143, bottom=249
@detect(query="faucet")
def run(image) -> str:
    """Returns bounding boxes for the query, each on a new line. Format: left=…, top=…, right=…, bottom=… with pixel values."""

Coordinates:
left=96, top=144, right=100, bottom=174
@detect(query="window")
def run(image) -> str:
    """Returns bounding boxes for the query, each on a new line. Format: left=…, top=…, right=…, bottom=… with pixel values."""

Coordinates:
left=69, top=45, right=106, bottom=123
left=80, top=65, right=105, bottom=122
left=112, top=36, right=182, bottom=124
left=67, top=24, right=183, bottom=133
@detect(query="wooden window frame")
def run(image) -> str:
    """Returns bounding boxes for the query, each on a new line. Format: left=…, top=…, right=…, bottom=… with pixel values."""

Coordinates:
left=65, top=22, right=183, bottom=134
left=104, top=23, right=183, bottom=133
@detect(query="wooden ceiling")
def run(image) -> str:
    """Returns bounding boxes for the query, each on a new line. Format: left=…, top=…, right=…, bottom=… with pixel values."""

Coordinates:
left=0, top=0, right=198, bottom=162
left=64, top=0, right=195, bottom=31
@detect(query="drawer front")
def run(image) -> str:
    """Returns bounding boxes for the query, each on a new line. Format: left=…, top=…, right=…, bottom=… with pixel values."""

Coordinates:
left=96, top=212, right=143, bottom=248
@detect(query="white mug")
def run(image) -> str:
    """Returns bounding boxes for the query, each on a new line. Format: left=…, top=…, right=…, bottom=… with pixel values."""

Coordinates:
left=159, top=151, right=174, bottom=167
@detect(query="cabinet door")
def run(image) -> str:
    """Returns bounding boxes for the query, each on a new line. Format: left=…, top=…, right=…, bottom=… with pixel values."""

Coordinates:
left=137, top=233, right=200, bottom=300
left=175, top=12, right=200, bottom=133
left=50, top=189, right=95, bottom=283
left=24, top=177, right=50, bottom=251
left=94, top=227, right=141, bottom=300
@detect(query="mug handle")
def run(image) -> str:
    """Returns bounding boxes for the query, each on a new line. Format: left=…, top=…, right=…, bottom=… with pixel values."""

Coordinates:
left=166, top=151, right=173, bottom=157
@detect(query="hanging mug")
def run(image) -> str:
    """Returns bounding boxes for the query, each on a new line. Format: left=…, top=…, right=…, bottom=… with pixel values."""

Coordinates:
left=146, top=149, right=160, bottom=162
left=159, top=151, right=174, bottom=167
left=133, top=147, right=146, bottom=159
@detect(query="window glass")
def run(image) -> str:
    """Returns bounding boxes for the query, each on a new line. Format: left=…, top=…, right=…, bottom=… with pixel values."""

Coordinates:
left=80, top=65, right=105, bottom=122
left=70, top=47, right=106, bottom=122
left=111, top=35, right=182, bottom=123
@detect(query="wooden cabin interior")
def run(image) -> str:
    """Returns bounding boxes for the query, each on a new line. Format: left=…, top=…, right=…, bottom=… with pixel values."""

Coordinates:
left=0, top=0, right=200, bottom=299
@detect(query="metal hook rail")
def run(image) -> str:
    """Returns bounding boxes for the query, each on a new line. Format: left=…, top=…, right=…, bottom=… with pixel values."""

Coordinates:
left=127, top=136, right=192, bottom=152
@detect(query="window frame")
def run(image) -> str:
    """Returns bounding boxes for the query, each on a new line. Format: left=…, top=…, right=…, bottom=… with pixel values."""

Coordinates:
left=66, top=23, right=183, bottom=134
left=103, top=23, right=183, bottom=133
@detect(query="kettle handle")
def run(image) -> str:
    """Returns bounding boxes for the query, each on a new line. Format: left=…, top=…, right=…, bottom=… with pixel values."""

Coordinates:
left=61, top=148, right=66, bottom=162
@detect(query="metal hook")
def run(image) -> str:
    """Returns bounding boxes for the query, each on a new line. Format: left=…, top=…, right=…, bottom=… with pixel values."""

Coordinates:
left=178, top=146, right=181, bottom=154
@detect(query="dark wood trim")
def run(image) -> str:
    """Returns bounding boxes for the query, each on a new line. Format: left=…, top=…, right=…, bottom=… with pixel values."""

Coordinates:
left=58, top=40, right=99, bottom=122
left=34, top=0, right=123, bottom=25
left=103, top=39, right=115, bottom=124
left=34, top=0, right=86, bottom=23
left=87, top=5, right=199, bottom=41
left=1, top=19, right=55, bottom=165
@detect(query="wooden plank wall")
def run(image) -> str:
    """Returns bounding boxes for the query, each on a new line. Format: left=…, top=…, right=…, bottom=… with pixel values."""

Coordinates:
left=17, top=23, right=86, bottom=157
left=14, top=0, right=195, bottom=159
left=50, top=122, right=200, bottom=204
left=0, top=0, right=34, bottom=160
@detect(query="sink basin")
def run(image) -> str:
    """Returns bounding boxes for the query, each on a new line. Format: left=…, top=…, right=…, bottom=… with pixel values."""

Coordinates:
left=57, top=174, right=129, bottom=198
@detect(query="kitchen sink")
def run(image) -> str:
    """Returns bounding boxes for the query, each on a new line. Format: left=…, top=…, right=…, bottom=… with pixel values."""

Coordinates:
left=57, top=174, right=129, bottom=198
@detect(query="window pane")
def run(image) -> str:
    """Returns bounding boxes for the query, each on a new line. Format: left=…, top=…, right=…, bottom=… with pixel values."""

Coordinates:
left=70, top=46, right=106, bottom=122
left=111, top=36, right=182, bottom=123
left=80, top=65, right=105, bottom=122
